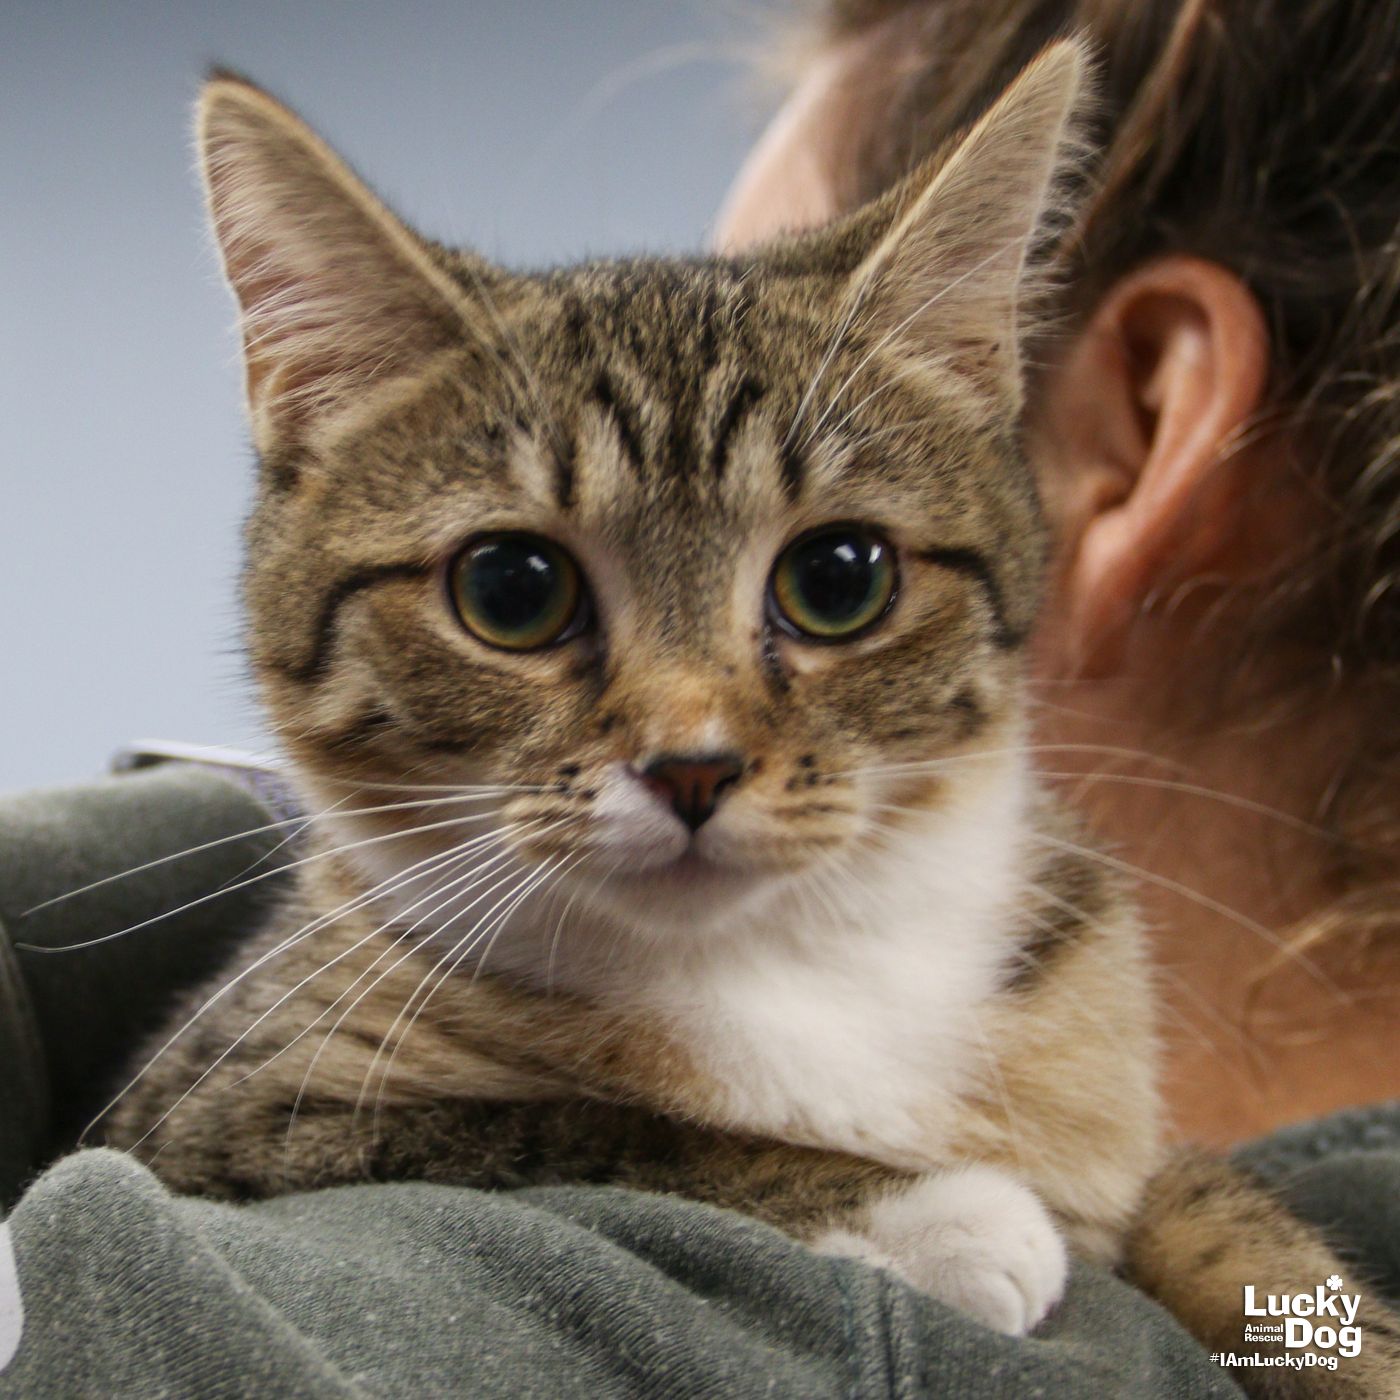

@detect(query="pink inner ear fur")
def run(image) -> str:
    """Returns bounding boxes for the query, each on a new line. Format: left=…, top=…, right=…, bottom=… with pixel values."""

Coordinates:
left=199, top=77, right=478, bottom=443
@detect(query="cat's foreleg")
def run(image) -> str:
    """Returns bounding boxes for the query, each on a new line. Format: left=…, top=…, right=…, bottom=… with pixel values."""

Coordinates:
left=810, top=1163, right=1068, bottom=1336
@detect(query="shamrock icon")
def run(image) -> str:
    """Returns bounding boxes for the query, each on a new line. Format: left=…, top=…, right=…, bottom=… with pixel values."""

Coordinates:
left=1326, top=1274, right=1345, bottom=1291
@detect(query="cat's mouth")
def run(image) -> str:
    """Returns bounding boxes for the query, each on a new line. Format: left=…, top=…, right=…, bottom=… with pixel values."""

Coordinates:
left=677, top=846, right=760, bottom=887
left=605, top=844, right=760, bottom=903
left=614, top=846, right=726, bottom=886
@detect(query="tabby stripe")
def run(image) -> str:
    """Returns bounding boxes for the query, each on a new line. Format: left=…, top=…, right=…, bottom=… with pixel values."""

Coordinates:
left=290, top=561, right=430, bottom=684
left=695, top=282, right=721, bottom=374
left=914, top=547, right=1021, bottom=649
left=593, top=374, right=645, bottom=471
left=319, top=706, right=395, bottom=754
left=777, top=441, right=805, bottom=504
left=711, top=378, right=764, bottom=479
left=663, top=399, right=692, bottom=484
left=552, top=432, right=577, bottom=512
left=760, top=626, right=791, bottom=696
left=1004, top=850, right=1107, bottom=992
left=413, top=729, right=489, bottom=755
left=949, top=688, right=987, bottom=739
left=1005, top=907, right=1089, bottom=992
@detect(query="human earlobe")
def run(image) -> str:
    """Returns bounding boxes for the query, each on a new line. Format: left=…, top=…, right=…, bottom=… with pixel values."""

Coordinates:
left=1040, top=256, right=1272, bottom=677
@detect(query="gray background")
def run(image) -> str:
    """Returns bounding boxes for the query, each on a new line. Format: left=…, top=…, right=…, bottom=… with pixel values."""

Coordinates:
left=3, top=0, right=772, bottom=794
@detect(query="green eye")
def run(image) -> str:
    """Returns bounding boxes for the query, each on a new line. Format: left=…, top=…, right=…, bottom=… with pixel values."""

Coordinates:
left=449, top=533, right=587, bottom=651
left=770, top=526, right=897, bottom=641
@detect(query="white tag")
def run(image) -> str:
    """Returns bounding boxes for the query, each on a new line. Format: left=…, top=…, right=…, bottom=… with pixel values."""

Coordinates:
left=0, top=1220, right=22, bottom=1373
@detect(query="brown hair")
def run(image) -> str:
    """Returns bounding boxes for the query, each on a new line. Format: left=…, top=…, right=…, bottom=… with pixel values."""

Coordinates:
left=792, top=0, right=1400, bottom=959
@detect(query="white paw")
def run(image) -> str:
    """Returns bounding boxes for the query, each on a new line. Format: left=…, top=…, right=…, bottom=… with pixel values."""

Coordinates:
left=809, top=1226, right=899, bottom=1274
left=813, top=1165, right=1068, bottom=1336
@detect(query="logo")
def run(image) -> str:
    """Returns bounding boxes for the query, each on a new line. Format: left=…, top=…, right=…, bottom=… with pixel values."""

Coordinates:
left=1211, top=1273, right=1363, bottom=1374
left=1242, top=1274, right=1361, bottom=1356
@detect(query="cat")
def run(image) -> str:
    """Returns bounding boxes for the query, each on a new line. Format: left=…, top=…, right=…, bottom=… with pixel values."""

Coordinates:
left=100, top=38, right=1400, bottom=1387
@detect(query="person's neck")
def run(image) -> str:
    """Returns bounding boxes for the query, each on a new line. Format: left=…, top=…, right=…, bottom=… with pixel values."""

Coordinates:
left=1028, top=635, right=1400, bottom=1147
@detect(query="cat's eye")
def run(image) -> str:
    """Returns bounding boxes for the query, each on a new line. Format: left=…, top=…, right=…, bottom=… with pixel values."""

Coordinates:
left=769, top=526, right=897, bottom=642
left=449, top=533, right=588, bottom=651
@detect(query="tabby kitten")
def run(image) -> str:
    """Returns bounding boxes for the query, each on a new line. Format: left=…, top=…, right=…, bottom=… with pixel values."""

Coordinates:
left=101, top=41, right=1397, bottom=1378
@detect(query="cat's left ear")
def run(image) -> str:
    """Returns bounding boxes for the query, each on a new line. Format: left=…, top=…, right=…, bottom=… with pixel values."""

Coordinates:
left=197, top=72, right=489, bottom=452
left=840, top=39, right=1088, bottom=407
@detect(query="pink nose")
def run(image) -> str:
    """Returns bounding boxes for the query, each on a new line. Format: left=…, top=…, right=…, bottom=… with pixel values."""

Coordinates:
left=640, top=753, right=744, bottom=832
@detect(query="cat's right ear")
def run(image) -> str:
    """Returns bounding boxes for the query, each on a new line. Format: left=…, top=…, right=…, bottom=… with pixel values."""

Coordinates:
left=197, top=73, right=483, bottom=452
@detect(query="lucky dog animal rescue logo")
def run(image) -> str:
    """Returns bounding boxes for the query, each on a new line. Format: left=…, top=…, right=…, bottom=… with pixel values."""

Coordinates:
left=1212, top=1273, right=1363, bottom=1374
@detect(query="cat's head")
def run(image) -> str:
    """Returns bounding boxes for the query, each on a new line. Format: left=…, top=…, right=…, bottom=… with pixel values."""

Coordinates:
left=200, top=45, right=1086, bottom=954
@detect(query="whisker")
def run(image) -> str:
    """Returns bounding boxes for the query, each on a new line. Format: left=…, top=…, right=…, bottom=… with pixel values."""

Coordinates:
left=803, top=360, right=923, bottom=456
left=81, top=827, right=499, bottom=1146
left=155, top=847, right=493, bottom=1131
left=471, top=852, right=579, bottom=986
left=862, top=757, right=1343, bottom=847
left=344, top=855, right=556, bottom=1131
left=784, top=260, right=883, bottom=451
left=859, top=786, right=1344, bottom=996
left=220, top=825, right=529, bottom=1090
left=16, top=788, right=530, bottom=920
left=833, top=414, right=948, bottom=452
left=281, top=827, right=561, bottom=1143
left=800, top=232, right=1027, bottom=449
left=1019, top=769, right=1346, bottom=844
left=313, top=777, right=553, bottom=795
left=1026, top=828, right=1346, bottom=999
left=1012, top=874, right=1247, bottom=1055
left=453, top=257, right=568, bottom=464
left=860, top=807, right=1267, bottom=1068
left=366, top=853, right=575, bottom=1134
left=543, top=852, right=594, bottom=994
left=827, top=741, right=1193, bottom=782
left=19, top=805, right=508, bottom=952
left=285, top=818, right=570, bottom=1142
left=133, top=827, right=540, bottom=1160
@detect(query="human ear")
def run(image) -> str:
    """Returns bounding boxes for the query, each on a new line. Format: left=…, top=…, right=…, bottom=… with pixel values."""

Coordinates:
left=713, top=43, right=847, bottom=253
left=1037, top=256, right=1272, bottom=676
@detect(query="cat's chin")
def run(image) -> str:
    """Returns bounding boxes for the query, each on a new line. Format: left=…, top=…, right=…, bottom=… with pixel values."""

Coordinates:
left=616, top=847, right=731, bottom=888
left=592, top=849, right=775, bottom=932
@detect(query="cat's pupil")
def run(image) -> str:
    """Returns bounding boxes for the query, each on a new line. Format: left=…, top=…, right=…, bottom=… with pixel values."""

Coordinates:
left=472, top=540, right=556, bottom=629
left=796, top=536, right=876, bottom=619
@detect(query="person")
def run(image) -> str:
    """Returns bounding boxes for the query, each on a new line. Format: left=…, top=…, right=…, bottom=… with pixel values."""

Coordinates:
left=716, top=0, right=1400, bottom=1146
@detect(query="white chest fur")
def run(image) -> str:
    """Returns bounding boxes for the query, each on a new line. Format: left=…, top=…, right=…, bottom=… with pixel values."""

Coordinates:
left=627, top=765, right=1031, bottom=1169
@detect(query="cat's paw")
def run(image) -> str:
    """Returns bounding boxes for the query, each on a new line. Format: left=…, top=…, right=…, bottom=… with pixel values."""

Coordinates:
left=813, top=1165, right=1068, bottom=1336
left=810, top=1226, right=900, bottom=1275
